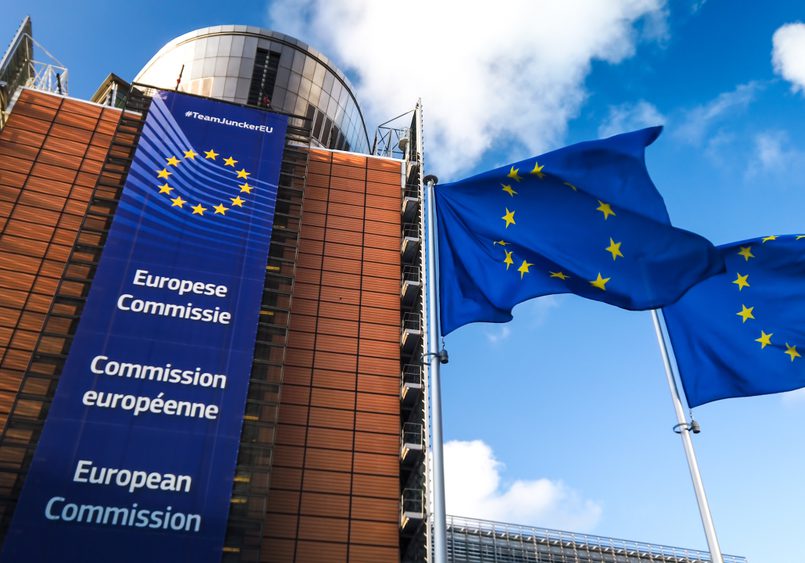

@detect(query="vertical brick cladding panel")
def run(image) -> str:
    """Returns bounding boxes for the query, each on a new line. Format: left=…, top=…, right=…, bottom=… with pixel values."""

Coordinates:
left=0, top=90, right=121, bottom=432
left=264, top=149, right=402, bottom=562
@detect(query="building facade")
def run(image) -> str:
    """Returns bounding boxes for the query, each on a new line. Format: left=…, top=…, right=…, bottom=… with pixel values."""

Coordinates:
left=0, top=20, right=429, bottom=563
left=446, top=517, right=747, bottom=563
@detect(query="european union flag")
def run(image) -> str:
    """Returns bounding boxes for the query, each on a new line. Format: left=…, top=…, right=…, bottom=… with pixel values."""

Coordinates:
left=435, top=127, right=724, bottom=335
left=663, top=235, right=805, bottom=407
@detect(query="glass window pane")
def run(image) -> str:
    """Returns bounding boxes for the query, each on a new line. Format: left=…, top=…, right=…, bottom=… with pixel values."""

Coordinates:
left=204, top=36, right=220, bottom=57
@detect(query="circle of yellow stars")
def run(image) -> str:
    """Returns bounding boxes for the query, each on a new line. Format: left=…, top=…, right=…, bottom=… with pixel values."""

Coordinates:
left=493, top=161, right=620, bottom=291
left=731, top=236, right=803, bottom=364
left=155, top=149, right=254, bottom=217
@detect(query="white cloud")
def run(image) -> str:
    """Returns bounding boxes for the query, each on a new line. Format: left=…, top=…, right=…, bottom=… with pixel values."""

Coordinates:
left=444, top=439, right=602, bottom=530
left=518, top=294, right=563, bottom=328
left=753, top=130, right=789, bottom=171
left=674, top=82, right=759, bottom=145
left=485, top=325, right=511, bottom=345
left=268, top=0, right=668, bottom=177
left=772, top=22, right=805, bottom=94
left=598, top=100, right=665, bottom=138
left=690, top=0, right=707, bottom=13
left=700, top=129, right=736, bottom=167
left=484, top=295, right=561, bottom=342
left=747, top=129, right=805, bottom=180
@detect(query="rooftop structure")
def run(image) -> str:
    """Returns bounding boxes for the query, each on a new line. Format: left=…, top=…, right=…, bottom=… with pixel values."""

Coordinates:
left=133, top=25, right=370, bottom=154
left=446, top=516, right=748, bottom=563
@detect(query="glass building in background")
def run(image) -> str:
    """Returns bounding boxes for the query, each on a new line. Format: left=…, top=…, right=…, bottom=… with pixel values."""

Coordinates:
left=446, top=517, right=748, bottom=563
left=132, top=25, right=371, bottom=154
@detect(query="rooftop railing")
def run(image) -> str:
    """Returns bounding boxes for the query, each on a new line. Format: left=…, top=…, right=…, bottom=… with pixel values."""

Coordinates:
left=446, top=515, right=747, bottom=563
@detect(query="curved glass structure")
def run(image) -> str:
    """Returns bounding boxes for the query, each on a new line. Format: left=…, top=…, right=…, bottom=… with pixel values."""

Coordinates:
left=134, top=25, right=370, bottom=153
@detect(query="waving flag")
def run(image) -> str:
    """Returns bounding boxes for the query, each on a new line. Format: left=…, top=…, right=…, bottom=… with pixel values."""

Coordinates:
left=435, top=127, right=724, bottom=335
left=663, top=235, right=805, bottom=407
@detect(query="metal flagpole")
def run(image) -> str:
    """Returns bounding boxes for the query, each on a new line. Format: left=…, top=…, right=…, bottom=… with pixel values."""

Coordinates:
left=651, top=309, right=724, bottom=563
left=424, top=174, right=448, bottom=563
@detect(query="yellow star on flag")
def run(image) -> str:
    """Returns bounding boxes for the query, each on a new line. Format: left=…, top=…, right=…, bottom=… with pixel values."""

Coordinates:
left=732, top=273, right=750, bottom=291
left=236, top=168, right=251, bottom=179
left=158, top=183, right=173, bottom=194
left=224, top=156, right=237, bottom=167
left=507, top=166, right=522, bottom=182
left=157, top=168, right=172, bottom=179
left=517, top=260, right=533, bottom=279
left=605, top=238, right=623, bottom=261
left=501, top=184, right=518, bottom=197
left=166, top=156, right=180, bottom=167
left=204, top=149, right=219, bottom=160
left=596, top=201, right=615, bottom=220
left=501, top=208, right=516, bottom=228
left=192, top=204, right=207, bottom=216
left=563, top=182, right=578, bottom=191
left=503, top=250, right=514, bottom=270
left=737, top=246, right=755, bottom=261
left=230, top=196, right=245, bottom=207
left=785, top=343, right=801, bottom=362
left=589, top=273, right=610, bottom=291
left=756, top=331, right=773, bottom=349
left=529, top=161, right=545, bottom=179
left=736, top=305, right=755, bottom=323
left=239, top=183, right=253, bottom=194
left=550, top=271, right=569, bottom=280
left=762, top=235, right=777, bottom=243
left=171, top=196, right=186, bottom=208
left=213, top=203, right=228, bottom=215
left=493, top=240, right=509, bottom=246
left=797, top=235, right=805, bottom=240
left=184, top=149, right=198, bottom=160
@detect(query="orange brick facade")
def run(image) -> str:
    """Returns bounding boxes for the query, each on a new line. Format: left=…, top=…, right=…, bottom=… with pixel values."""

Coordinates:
left=0, top=90, right=121, bottom=432
left=264, top=151, right=402, bottom=562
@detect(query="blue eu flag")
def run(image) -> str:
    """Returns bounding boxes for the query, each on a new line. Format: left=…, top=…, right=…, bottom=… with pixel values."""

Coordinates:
left=435, top=127, right=724, bottom=335
left=663, top=235, right=805, bottom=407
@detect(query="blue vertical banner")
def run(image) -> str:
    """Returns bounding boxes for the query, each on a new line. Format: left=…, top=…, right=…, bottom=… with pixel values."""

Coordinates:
left=2, top=91, right=287, bottom=562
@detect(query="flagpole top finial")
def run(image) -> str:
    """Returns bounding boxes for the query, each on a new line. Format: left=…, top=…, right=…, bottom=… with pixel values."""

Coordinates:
left=424, top=174, right=438, bottom=186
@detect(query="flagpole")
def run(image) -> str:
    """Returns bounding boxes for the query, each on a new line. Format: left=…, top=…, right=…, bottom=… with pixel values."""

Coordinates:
left=424, top=174, right=448, bottom=563
left=651, top=309, right=724, bottom=563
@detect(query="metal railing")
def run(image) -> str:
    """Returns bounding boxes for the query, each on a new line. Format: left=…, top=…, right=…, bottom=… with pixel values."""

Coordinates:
left=372, top=108, right=414, bottom=158
left=402, top=312, right=422, bottom=333
left=402, top=363, right=423, bottom=387
left=402, top=487, right=425, bottom=515
left=445, top=516, right=748, bottom=563
left=402, top=265, right=421, bottom=285
left=402, top=422, right=423, bottom=448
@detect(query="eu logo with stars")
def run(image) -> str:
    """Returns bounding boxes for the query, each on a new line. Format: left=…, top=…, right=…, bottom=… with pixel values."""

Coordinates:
left=154, top=148, right=255, bottom=220
left=663, top=235, right=805, bottom=407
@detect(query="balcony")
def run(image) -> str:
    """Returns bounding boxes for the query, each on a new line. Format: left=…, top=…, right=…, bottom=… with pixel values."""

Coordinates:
left=405, top=158, right=420, bottom=185
left=400, top=487, right=425, bottom=533
left=402, top=195, right=419, bottom=224
left=401, top=363, right=423, bottom=406
left=401, top=224, right=420, bottom=263
left=400, top=422, right=424, bottom=465
left=402, top=181, right=419, bottom=224
left=401, top=265, right=421, bottom=307
left=400, top=312, right=422, bottom=355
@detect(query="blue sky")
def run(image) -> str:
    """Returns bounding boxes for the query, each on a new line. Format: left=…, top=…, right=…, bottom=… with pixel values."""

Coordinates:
left=4, top=2, right=805, bottom=561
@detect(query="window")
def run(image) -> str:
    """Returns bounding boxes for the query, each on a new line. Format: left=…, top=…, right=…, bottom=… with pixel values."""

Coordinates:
left=247, top=48, right=281, bottom=107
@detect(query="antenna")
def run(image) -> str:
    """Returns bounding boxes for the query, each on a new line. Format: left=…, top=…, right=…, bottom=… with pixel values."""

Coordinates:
left=175, top=64, right=184, bottom=91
